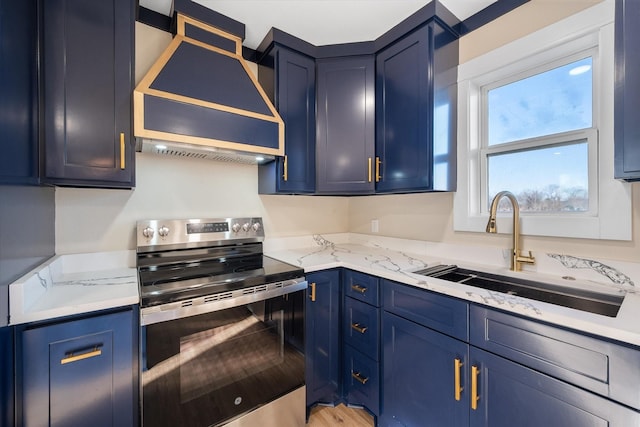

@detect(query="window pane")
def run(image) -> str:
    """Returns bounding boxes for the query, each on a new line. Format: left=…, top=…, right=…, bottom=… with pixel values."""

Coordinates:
left=487, top=142, right=588, bottom=213
left=487, top=57, right=592, bottom=146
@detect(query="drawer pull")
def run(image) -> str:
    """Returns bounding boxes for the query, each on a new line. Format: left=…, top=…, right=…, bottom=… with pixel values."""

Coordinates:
left=309, top=282, right=316, bottom=302
left=351, top=371, right=369, bottom=385
left=454, top=358, right=463, bottom=401
left=61, top=347, right=102, bottom=365
left=351, top=284, right=367, bottom=294
left=351, top=323, right=368, bottom=334
left=471, top=365, right=480, bottom=410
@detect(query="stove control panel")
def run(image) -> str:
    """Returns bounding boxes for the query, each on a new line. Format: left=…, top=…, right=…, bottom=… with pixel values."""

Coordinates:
left=136, top=217, right=265, bottom=250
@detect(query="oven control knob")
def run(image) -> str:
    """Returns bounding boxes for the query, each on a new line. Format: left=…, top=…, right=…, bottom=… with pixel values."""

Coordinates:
left=242, top=223, right=251, bottom=232
left=158, top=226, right=170, bottom=237
left=142, top=227, right=155, bottom=239
left=232, top=223, right=241, bottom=233
left=252, top=222, right=261, bottom=232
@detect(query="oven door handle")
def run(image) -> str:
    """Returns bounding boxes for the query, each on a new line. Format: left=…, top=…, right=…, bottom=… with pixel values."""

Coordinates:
left=140, top=278, right=308, bottom=326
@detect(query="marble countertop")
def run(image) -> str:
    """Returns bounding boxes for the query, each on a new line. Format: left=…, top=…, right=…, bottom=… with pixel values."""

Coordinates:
left=9, top=251, right=138, bottom=325
left=265, top=234, right=640, bottom=347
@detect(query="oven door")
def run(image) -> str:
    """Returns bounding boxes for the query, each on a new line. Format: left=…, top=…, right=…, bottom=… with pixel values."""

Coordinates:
left=141, top=288, right=306, bottom=427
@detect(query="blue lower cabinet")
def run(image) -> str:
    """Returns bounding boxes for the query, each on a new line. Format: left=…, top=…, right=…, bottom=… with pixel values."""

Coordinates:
left=0, top=326, right=13, bottom=427
left=17, top=307, right=138, bottom=427
left=380, top=311, right=469, bottom=427
left=305, top=269, right=341, bottom=408
left=469, top=347, right=640, bottom=427
left=343, top=296, right=379, bottom=359
left=343, top=345, right=379, bottom=416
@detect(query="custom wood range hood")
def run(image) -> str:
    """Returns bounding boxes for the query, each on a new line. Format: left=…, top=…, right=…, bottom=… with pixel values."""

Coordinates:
left=134, top=7, right=284, bottom=163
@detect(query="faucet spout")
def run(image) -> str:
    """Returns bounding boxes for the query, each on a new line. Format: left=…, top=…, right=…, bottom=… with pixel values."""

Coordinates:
left=486, top=191, right=535, bottom=272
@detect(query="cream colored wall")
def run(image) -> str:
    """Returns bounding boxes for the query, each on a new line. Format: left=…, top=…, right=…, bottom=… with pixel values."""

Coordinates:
left=459, top=0, right=602, bottom=62
left=54, top=23, right=348, bottom=254
left=349, top=0, right=640, bottom=263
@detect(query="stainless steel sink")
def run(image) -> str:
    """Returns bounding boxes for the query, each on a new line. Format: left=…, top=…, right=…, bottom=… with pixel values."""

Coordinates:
left=414, top=265, right=623, bottom=317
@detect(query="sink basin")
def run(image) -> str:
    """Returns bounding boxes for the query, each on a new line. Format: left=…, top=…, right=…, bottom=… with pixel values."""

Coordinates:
left=414, top=265, right=623, bottom=317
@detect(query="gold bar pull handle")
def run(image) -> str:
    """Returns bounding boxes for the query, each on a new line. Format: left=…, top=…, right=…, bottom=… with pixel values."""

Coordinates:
left=368, top=157, right=372, bottom=182
left=309, top=282, right=316, bottom=302
left=283, top=155, right=288, bottom=181
left=119, top=133, right=125, bottom=170
left=471, top=365, right=480, bottom=410
left=351, top=284, right=367, bottom=294
left=351, top=371, right=369, bottom=385
left=61, top=346, right=103, bottom=365
left=375, top=157, right=382, bottom=182
left=351, top=323, right=368, bottom=334
left=454, top=358, right=464, bottom=401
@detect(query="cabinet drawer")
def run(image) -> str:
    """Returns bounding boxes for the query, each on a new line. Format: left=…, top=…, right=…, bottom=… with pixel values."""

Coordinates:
left=382, top=280, right=468, bottom=341
left=470, top=305, right=640, bottom=410
left=343, top=270, right=379, bottom=306
left=344, top=344, right=379, bottom=416
left=344, top=297, right=380, bottom=359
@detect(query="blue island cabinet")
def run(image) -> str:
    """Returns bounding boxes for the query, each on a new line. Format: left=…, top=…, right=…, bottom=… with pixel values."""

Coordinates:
left=316, top=56, right=375, bottom=194
left=305, top=269, right=341, bottom=411
left=258, top=45, right=316, bottom=194
left=17, top=308, right=138, bottom=427
left=41, top=0, right=135, bottom=188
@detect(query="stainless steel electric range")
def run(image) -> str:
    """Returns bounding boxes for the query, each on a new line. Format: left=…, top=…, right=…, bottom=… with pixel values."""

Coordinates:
left=136, top=217, right=307, bottom=427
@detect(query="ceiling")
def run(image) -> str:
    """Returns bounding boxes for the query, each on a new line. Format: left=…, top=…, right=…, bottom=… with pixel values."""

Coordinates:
left=138, top=0, right=497, bottom=49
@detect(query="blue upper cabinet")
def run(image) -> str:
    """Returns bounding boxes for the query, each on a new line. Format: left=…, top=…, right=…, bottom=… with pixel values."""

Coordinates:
left=258, top=45, right=316, bottom=194
left=614, top=0, right=640, bottom=181
left=316, top=56, right=376, bottom=194
left=41, top=0, right=135, bottom=188
left=376, top=21, right=458, bottom=192
left=0, top=0, right=38, bottom=185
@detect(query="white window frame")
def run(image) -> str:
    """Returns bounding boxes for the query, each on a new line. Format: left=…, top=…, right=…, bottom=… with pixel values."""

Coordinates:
left=454, top=0, right=631, bottom=241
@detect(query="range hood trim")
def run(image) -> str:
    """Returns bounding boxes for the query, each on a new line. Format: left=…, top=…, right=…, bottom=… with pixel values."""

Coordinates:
left=134, top=13, right=284, bottom=158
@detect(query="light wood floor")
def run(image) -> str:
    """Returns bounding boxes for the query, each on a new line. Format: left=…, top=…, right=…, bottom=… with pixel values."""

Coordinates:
left=307, top=404, right=374, bottom=427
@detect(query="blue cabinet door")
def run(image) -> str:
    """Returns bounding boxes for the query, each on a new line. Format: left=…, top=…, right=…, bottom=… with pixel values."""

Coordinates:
left=305, top=269, right=341, bottom=407
left=614, top=0, right=640, bottom=180
left=0, top=326, right=13, bottom=427
left=469, top=347, right=640, bottom=427
left=19, top=309, right=137, bottom=427
left=376, top=22, right=458, bottom=192
left=41, top=0, right=135, bottom=188
left=0, top=0, right=39, bottom=185
left=380, top=311, right=469, bottom=427
left=259, top=46, right=316, bottom=194
left=316, top=56, right=375, bottom=194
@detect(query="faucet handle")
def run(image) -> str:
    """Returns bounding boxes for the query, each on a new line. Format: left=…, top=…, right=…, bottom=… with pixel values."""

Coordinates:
left=517, top=251, right=536, bottom=265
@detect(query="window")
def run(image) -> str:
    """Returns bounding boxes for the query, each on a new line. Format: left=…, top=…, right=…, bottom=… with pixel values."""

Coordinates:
left=454, top=2, right=631, bottom=240
left=483, top=54, right=595, bottom=214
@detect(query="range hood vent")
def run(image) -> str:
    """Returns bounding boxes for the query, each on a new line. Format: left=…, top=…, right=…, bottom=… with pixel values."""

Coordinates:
left=134, top=12, right=283, bottom=162
left=136, top=139, right=274, bottom=164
